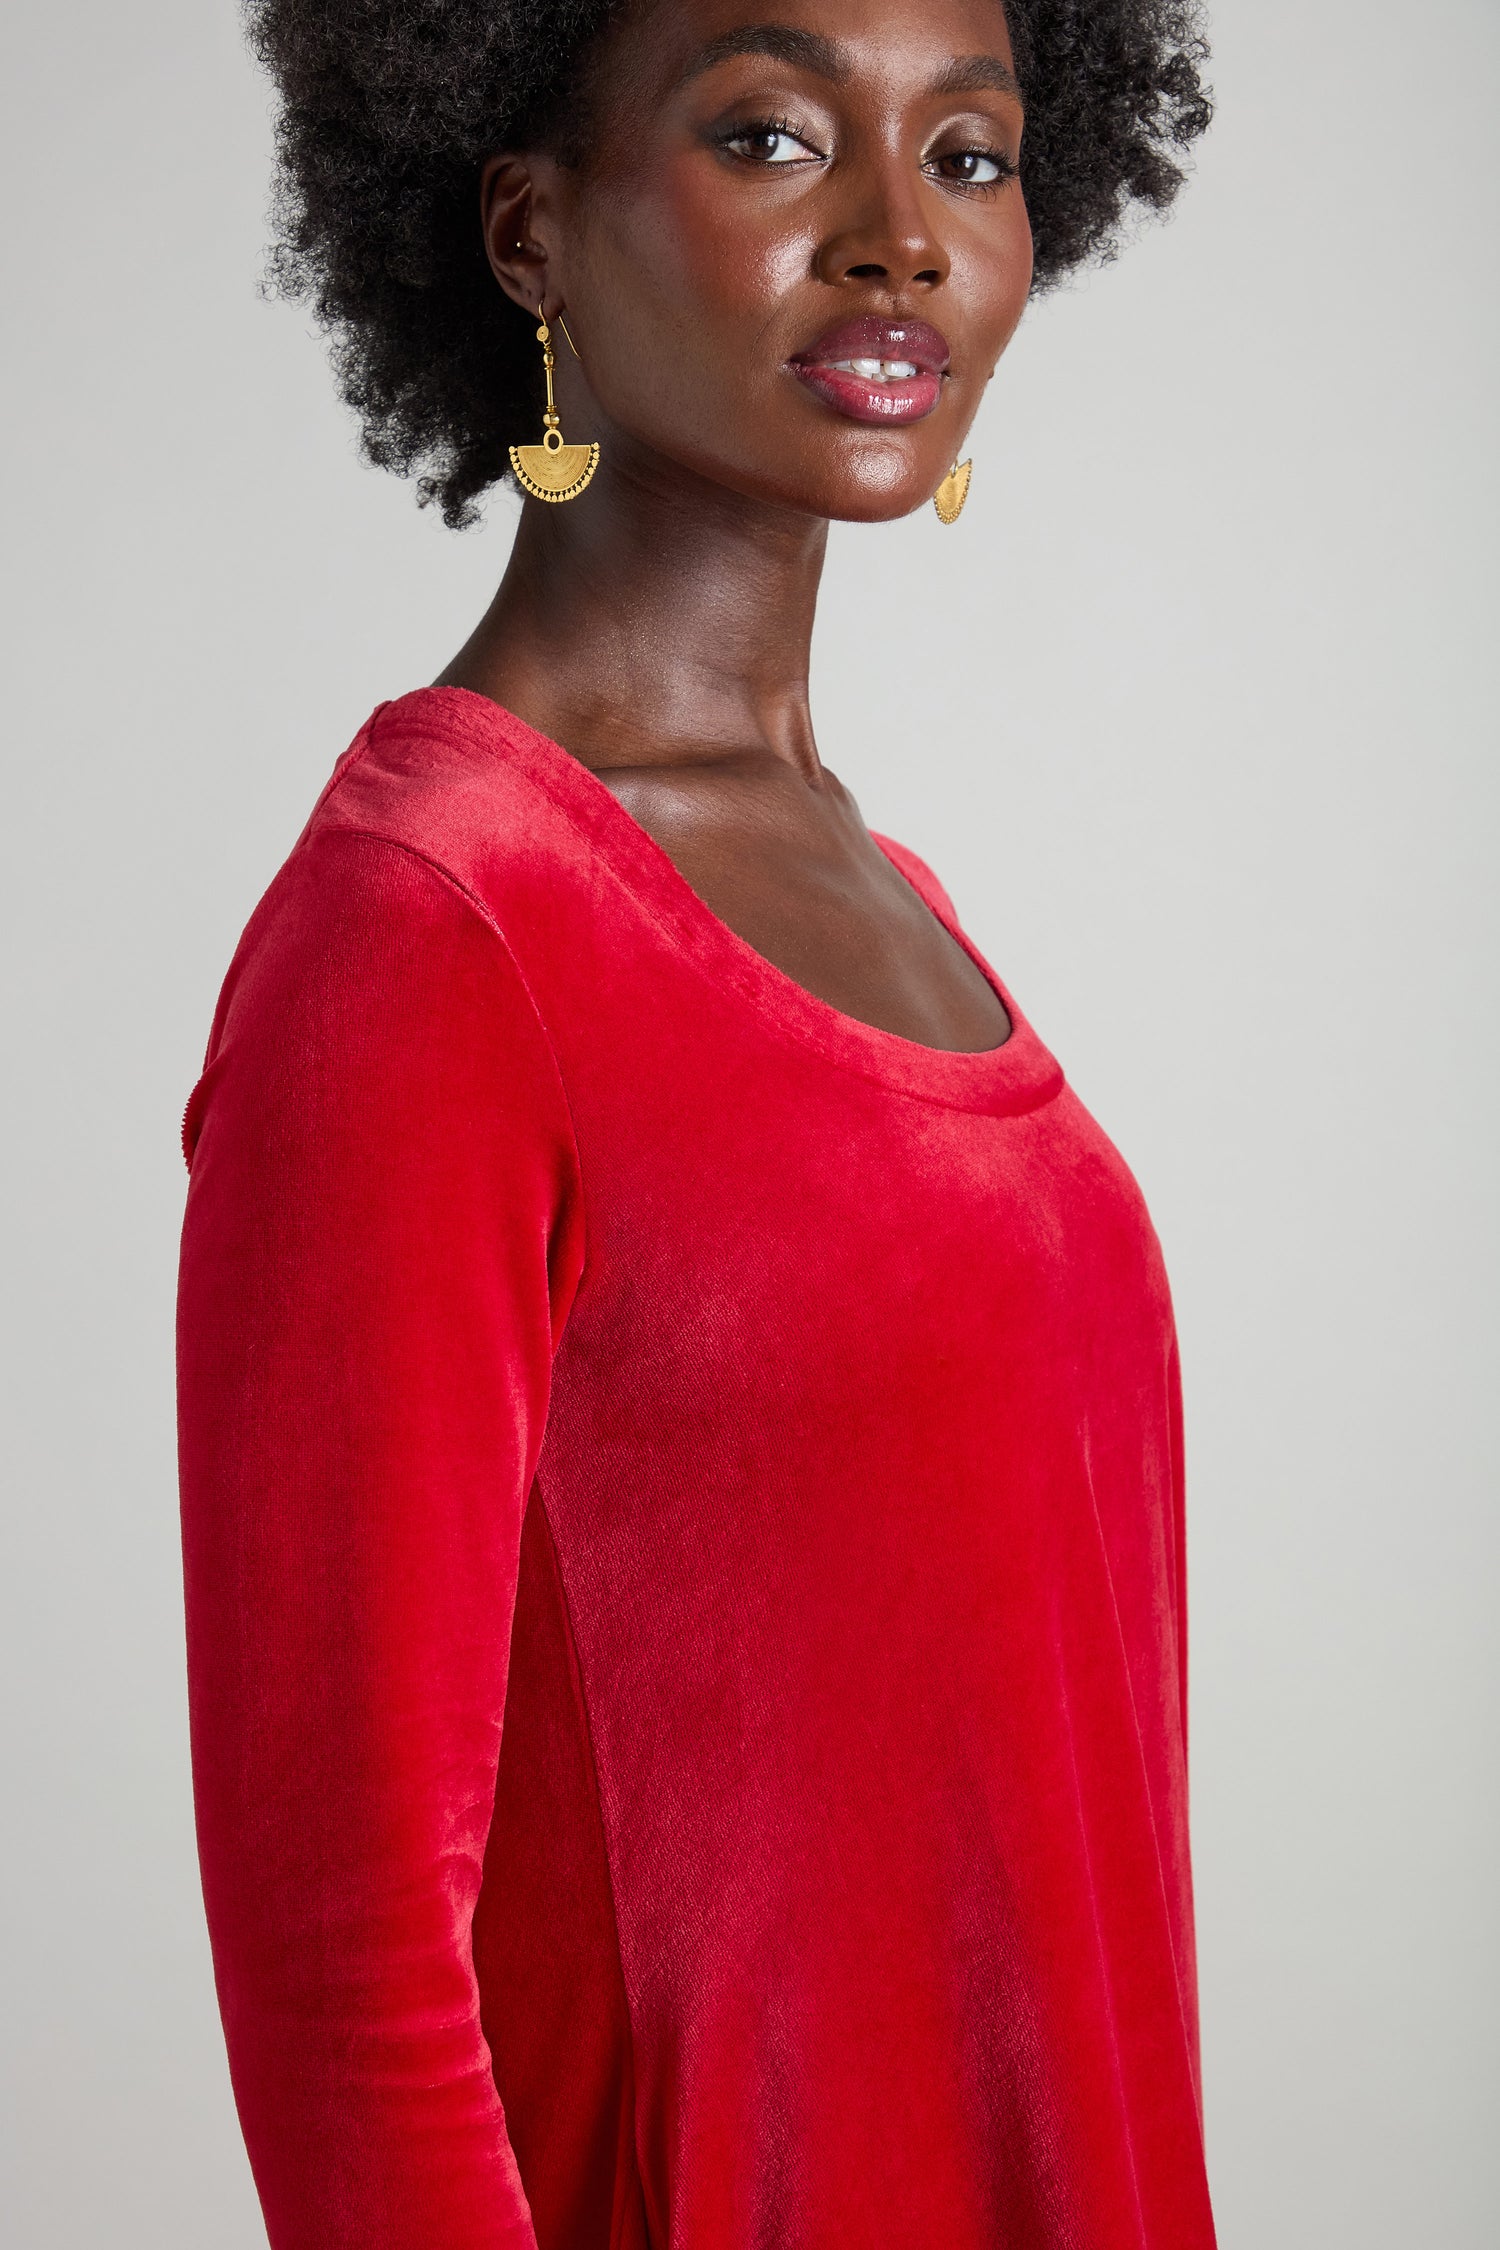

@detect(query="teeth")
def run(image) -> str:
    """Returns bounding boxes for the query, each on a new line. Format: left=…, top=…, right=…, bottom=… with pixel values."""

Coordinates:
left=828, top=357, right=921, bottom=381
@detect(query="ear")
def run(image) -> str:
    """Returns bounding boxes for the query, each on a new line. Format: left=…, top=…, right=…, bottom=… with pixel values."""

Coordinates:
left=481, top=154, right=550, bottom=315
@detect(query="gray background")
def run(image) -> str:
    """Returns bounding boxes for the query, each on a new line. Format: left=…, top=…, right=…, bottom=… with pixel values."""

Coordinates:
left=3, top=0, right=1496, bottom=2242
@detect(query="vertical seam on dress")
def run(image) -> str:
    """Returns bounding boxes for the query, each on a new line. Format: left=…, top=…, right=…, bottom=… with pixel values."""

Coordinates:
left=529, top=1465, right=662, bottom=2250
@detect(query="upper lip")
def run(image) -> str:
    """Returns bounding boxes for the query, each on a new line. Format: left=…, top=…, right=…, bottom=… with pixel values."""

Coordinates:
left=790, top=315, right=951, bottom=375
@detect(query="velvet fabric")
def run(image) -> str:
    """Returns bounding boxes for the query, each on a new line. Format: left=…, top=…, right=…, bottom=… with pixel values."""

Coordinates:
left=177, top=686, right=1217, bottom=2250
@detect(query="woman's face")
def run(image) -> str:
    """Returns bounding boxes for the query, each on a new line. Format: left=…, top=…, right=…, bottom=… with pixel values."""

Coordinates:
left=488, top=0, right=1033, bottom=522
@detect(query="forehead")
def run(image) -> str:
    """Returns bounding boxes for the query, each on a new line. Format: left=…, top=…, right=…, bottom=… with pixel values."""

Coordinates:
left=604, top=0, right=1019, bottom=106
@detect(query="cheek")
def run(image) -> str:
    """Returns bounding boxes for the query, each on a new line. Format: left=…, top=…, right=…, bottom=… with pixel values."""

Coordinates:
left=951, top=199, right=1033, bottom=367
left=583, top=168, right=814, bottom=420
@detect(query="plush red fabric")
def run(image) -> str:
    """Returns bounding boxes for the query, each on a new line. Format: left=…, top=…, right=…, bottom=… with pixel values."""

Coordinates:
left=177, top=686, right=1216, bottom=2249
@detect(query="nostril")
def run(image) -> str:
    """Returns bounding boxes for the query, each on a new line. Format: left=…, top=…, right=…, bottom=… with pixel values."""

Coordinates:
left=846, top=263, right=888, bottom=280
left=914, top=267, right=942, bottom=284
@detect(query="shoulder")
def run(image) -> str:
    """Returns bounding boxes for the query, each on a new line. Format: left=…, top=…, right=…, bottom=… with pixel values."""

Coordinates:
left=184, top=688, right=618, bottom=1166
left=304, top=687, right=614, bottom=942
left=195, top=687, right=608, bottom=1077
left=185, top=819, right=578, bottom=1169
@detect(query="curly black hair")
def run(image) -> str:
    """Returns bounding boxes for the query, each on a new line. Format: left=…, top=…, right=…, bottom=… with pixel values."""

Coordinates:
left=247, top=0, right=1211, bottom=527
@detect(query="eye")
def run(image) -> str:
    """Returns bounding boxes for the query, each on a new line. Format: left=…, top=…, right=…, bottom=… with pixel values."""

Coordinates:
left=926, top=147, right=1017, bottom=187
left=718, top=117, right=826, bottom=167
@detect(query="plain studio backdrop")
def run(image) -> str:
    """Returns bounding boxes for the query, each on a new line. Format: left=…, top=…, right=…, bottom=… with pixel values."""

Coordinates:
left=2, top=1, right=1495, bottom=2243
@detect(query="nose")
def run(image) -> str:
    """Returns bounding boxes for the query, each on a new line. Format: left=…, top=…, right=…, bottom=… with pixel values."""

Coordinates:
left=814, top=153, right=950, bottom=293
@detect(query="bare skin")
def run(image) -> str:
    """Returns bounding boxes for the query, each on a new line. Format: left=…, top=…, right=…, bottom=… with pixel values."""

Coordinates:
left=439, top=0, right=1033, bottom=1051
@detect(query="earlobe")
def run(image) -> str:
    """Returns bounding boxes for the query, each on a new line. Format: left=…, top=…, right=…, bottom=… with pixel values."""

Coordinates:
left=480, top=153, right=549, bottom=312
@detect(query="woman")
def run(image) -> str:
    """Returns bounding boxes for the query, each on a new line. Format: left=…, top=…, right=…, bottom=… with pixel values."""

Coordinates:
left=178, top=0, right=1215, bottom=2243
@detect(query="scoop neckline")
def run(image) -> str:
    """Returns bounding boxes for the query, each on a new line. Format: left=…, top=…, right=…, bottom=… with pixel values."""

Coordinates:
left=376, top=685, right=1064, bottom=1118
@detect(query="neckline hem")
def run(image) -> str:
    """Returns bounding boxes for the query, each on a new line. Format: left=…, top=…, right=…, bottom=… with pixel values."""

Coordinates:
left=372, top=685, right=1065, bottom=1118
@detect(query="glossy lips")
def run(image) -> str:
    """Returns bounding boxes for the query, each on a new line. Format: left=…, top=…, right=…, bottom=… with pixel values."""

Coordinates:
left=789, top=316, right=949, bottom=424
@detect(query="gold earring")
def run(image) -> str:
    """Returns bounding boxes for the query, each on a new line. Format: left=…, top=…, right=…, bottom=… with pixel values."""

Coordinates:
left=508, top=302, right=600, bottom=503
left=933, top=459, right=972, bottom=524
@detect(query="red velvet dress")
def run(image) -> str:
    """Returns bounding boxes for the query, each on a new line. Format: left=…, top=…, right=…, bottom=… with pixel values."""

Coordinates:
left=177, top=686, right=1217, bottom=2250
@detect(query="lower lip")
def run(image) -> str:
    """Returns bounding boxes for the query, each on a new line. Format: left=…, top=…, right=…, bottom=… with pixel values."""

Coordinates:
left=789, top=361, right=943, bottom=425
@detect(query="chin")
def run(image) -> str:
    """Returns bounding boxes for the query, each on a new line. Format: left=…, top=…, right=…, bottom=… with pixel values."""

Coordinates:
left=722, top=443, right=951, bottom=525
left=825, top=478, right=946, bottom=525
left=806, top=458, right=951, bottom=524
left=808, top=428, right=954, bottom=523
left=663, top=435, right=950, bottom=526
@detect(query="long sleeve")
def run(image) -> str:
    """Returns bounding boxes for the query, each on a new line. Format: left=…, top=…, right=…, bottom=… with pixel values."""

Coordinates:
left=177, top=828, right=586, bottom=2249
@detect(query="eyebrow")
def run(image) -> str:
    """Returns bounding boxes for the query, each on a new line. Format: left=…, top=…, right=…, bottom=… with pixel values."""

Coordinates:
left=932, top=54, right=1023, bottom=104
left=676, top=28, right=1023, bottom=107
left=678, top=26, right=848, bottom=89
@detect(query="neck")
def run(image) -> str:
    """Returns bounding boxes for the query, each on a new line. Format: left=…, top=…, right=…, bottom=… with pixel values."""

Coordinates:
left=438, top=448, right=831, bottom=781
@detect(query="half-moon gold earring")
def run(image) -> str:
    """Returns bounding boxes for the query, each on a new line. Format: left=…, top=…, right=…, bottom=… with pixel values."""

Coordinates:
left=508, top=301, right=600, bottom=504
left=933, top=458, right=973, bottom=524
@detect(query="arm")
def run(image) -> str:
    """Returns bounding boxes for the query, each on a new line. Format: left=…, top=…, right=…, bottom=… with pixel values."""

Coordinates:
left=177, top=829, right=585, bottom=2248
